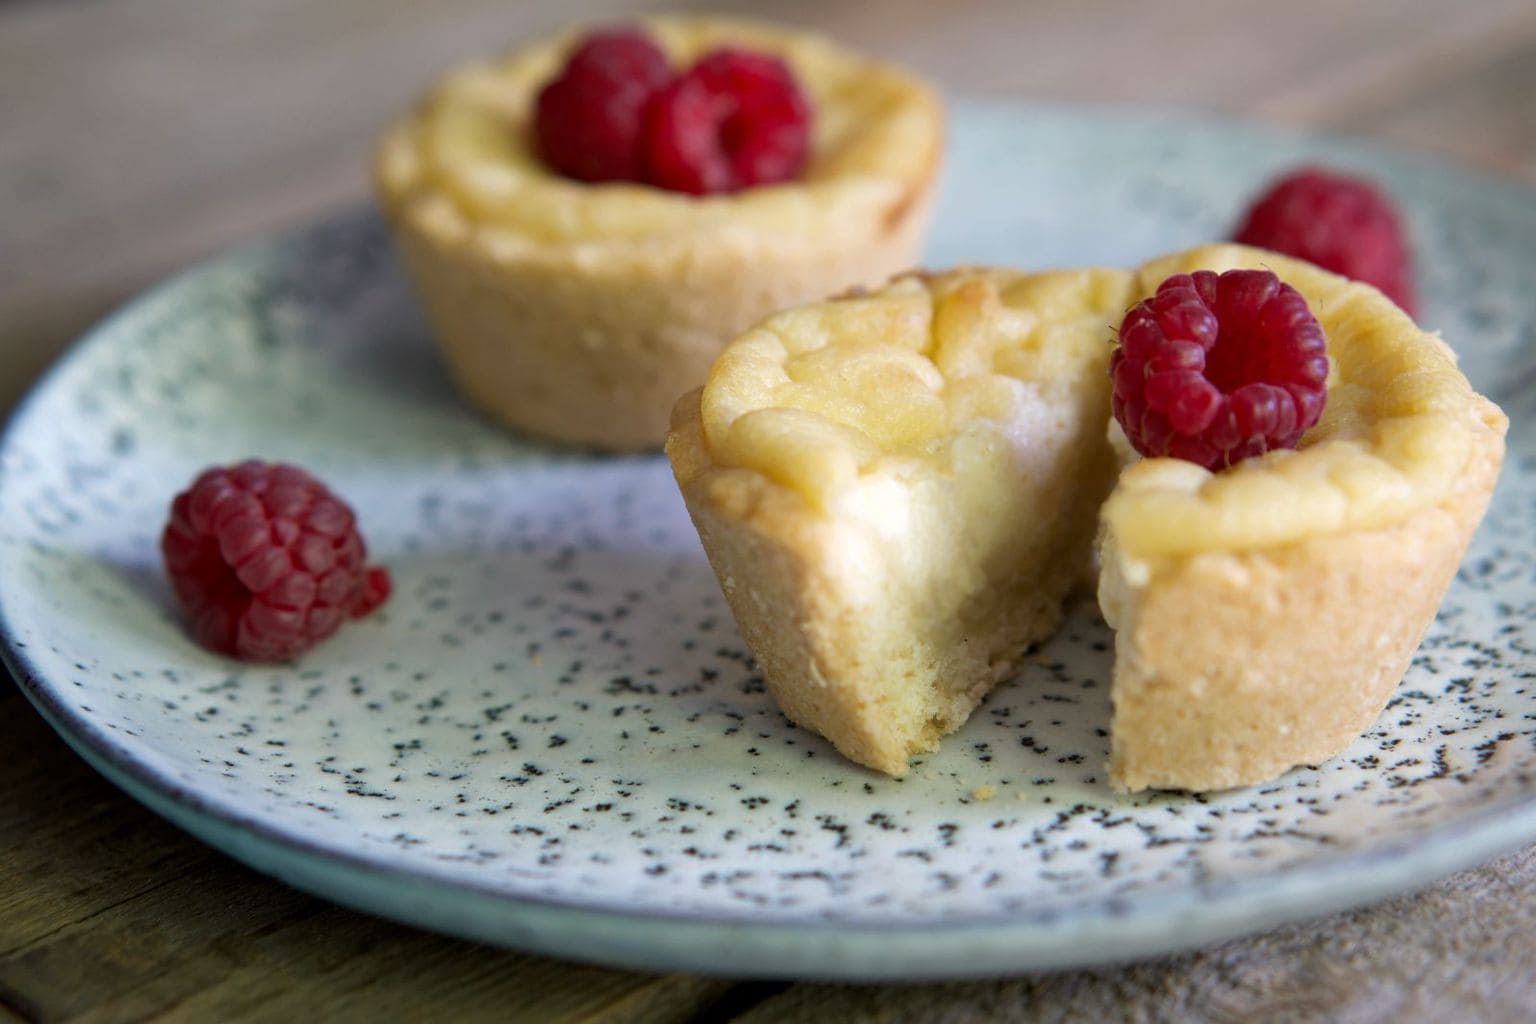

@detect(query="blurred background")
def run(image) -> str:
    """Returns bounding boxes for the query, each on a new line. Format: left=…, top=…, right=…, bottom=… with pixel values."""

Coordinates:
left=4, top=3, right=1536, bottom=1020
left=3, top=0, right=1534, bottom=416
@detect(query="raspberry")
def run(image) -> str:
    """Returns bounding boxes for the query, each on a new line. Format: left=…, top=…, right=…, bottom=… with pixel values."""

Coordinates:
left=1233, top=165, right=1417, bottom=316
left=160, top=461, right=391, bottom=662
left=1110, top=269, right=1329, bottom=471
left=533, top=29, right=672, bottom=183
left=642, top=48, right=811, bottom=195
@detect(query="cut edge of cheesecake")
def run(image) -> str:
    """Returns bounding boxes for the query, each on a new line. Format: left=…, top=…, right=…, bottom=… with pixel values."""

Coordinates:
left=669, top=387, right=1116, bottom=776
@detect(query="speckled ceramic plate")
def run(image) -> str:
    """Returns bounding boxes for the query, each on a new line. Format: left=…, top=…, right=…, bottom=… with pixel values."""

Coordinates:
left=3, top=102, right=1535, bottom=981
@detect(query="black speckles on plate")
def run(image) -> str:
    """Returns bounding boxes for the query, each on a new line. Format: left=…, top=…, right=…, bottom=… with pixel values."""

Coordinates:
left=1, top=105, right=1535, bottom=977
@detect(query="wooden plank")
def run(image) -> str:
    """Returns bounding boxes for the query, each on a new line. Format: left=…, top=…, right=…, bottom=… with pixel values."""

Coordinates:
left=0, top=686, right=737, bottom=1022
left=1340, top=39, right=1536, bottom=184
left=4, top=0, right=1535, bottom=415
left=0, top=0, right=674, bottom=414
left=733, top=846, right=1536, bottom=1022
left=1251, top=3, right=1536, bottom=134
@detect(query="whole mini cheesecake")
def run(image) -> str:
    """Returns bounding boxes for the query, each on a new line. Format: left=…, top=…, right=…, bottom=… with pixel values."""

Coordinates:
left=374, top=16, right=943, bottom=451
left=667, top=245, right=1507, bottom=791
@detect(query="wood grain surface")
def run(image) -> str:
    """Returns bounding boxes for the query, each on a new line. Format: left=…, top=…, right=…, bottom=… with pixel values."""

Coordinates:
left=3, top=1, right=1536, bottom=1020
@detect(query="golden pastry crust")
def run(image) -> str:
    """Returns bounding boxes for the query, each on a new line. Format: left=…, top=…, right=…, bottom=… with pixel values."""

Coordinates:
left=1101, top=429, right=1503, bottom=791
left=670, top=246, right=1506, bottom=791
left=374, top=16, right=943, bottom=450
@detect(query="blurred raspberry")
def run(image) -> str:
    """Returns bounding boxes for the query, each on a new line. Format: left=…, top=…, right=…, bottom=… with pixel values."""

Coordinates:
left=1233, top=165, right=1417, bottom=316
left=533, top=28, right=672, bottom=183
left=643, top=48, right=811, bottom=195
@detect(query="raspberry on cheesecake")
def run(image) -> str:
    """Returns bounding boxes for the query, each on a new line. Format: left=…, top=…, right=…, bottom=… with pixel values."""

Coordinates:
left=643, top=48, right=812, bottom=195
left=533, top=28, right=812, bottom=195
left=532, top=29, right=671, bottom=184
left=1110, top=268, right=1329, bottom=470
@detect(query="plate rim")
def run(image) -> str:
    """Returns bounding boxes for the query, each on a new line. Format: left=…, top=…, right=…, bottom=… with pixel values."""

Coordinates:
left=9, top=662, right=1536, bottom=980
left=3, top=99, right=1535, bottom=979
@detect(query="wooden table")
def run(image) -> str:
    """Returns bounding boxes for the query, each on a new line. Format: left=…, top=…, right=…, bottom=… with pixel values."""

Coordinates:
left=3, top=2, right=1535, bottom=1020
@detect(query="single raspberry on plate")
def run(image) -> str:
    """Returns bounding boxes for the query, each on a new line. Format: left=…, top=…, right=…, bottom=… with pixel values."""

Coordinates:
left=643, top=47, right=811, bottom=195
left=1233, top=165, right=1417, bottom=316
left=534, top=28, right=673, bottom=183
left=161, top=460, right=391, bottom=662
left=1110, top=269, right=1329, bottom=471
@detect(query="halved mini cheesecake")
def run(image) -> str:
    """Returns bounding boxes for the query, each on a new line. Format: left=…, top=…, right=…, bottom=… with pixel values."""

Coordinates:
left=668, top=268, right=1132, bottom=775
left=1100, top=245, right=1506, bottom=790
left=374, top=16, right=943, bottom=451
left=667, top=246, right=1507, bottom=790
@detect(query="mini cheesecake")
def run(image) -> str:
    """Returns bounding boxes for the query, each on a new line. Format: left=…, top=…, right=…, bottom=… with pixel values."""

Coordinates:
left=667, top=246, right=1507, bottom=791
left=1099, top=246, right=1505, bottom=791
left=374, top=16, right=943, bottom=451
